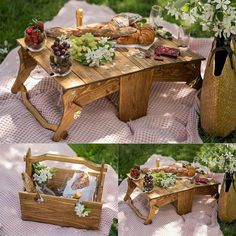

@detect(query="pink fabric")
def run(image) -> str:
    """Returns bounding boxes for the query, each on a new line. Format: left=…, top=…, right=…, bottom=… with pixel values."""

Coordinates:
left=0, top=1, right=213, bottom=143
left=118, top=155, right=224, bottom=236
left=0, top=144, right=118, bottom=236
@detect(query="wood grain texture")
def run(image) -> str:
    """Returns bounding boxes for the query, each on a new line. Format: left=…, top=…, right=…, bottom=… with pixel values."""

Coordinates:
left=125, top=175, right=220, bottom=224
left=128, top=199, right=147, bottom=220
left=74, top=78, right=119, bottom=107
left=26, top=153, right=108, bottom=173
left=175, top=189, right=194, bottom=215
left=11, top=47, right=37, bottom=94
left=119, top=68, right=154, bottom=122
left=19, top=151, right=107, bottom=230
left=19, top=192, right=102, bottom=230
left=20, top=85, right=58, bottom=131
left=15, top=36, right=205, bottom=141
left=124, top=177, right=137, bottom=201
left=144, top=199, right=159, bottom=225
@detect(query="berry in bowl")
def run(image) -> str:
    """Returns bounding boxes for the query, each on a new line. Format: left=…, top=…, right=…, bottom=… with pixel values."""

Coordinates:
left=143, top=173, right=154, bottom=192
left=130, top=165, right=141, bottom=180
left=50, top=37, right=72, bottom=76
left=24, top=19, right=46, bottom=52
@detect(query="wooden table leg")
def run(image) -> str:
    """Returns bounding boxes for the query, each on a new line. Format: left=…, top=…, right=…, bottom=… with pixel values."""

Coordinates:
left=11, top=47, right=37, bottom=94
left=124, top=177, right=137, bottom=201
left=175, top=189, right=194, bottom=215
left=119, top=69, right=154, bottom=122
left=144, top=199, right=159, bottom=225
left=52, top=90, right=83, bottom=141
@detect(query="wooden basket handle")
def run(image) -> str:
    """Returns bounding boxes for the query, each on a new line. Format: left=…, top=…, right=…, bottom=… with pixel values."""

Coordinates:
left=24, top=148, right=107, bottom=176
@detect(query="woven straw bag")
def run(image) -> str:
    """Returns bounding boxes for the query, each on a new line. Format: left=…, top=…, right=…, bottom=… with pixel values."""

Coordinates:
left=200, top=38, right=236, bottom=137
left=218, top=174, right=236, bottom=223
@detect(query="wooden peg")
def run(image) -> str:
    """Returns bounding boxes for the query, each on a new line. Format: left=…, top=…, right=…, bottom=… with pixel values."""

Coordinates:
left=76, top=8, right=83, bottom=27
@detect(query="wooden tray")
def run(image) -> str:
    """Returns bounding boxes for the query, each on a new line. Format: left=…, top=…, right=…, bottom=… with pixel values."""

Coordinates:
left=124, top=171, right=220, bottom=224
left=19, top=148, right=107, bottom=230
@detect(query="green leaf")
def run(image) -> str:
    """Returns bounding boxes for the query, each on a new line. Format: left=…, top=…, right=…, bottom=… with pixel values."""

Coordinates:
left=174, top=0, right=189, bottom=9
left=181, top=3, right=190, bottom=13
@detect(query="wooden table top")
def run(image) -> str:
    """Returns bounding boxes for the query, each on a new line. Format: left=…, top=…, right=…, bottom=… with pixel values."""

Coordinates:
left=127, top=173, right=219, bottom=200
left=17, top=37, right=205, bottom=91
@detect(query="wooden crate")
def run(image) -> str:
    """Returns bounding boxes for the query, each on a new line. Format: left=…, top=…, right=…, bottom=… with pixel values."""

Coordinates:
left=19, top=148, right=107, bottom=230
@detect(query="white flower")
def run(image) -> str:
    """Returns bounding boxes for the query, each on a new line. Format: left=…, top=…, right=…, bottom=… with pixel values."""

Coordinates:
left=213, top=24, right=223, bottom=37
left=0, top=48, right=8, bottom=54
left=212, top=0, right=231, bottom=10
left=33, top=167, right=53, bottom=185
left=74, top=203, right=90, bottom=217
left=166, top=5, right=180, bottom=20
left=182, top=13, right=197, bottom=25
left=98, top=37, right=109, bottom=45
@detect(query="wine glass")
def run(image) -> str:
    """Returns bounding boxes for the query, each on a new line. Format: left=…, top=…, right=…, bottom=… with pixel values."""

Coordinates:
left=177, top=26, right=190, bottom=49
left=149, top=5, right=164, bottom=29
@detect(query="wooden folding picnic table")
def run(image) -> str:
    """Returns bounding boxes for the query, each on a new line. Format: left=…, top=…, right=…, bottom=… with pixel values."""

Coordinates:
left=124, top=172, right=219, bottom=225
left=12, top=36, right=205, bottom=141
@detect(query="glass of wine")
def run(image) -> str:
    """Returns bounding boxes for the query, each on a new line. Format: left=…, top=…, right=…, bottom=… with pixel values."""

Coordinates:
left=149, top=5, right=164, bottom=29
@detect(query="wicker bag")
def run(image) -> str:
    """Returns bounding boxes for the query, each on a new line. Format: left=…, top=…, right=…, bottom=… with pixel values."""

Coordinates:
left=200, top=38, right=236, bottom=137
left=218, top=173, right=236, bottom=223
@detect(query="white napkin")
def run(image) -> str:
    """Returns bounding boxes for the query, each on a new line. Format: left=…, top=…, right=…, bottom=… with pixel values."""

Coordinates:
left=63, top=172, right=97, bottom=202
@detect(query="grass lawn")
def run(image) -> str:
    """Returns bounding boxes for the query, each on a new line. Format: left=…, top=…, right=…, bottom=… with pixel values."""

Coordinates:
left=119, top=144, right=236, bottom=236
left=0, top=0, right=69, bottom=62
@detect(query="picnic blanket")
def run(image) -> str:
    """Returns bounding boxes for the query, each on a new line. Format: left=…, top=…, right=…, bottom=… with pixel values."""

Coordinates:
left=0, top=144, right=118, bottom=236
left=0, top=0, right=213, bottom=143
left=119, top=154, right=224, bottom=236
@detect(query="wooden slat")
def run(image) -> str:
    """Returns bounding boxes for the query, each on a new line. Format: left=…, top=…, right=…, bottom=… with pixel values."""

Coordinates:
left=118, top=48, right=152, bottom=69
left=175, top=189, right=194, bottom=215
left=17, top=38, right=85, bottom=90
left=20, top=86, right=58, bottom=132
left=74, top=78, right=119, bottom=106
left=119, top=68, right=154, bottom=122
left=19, top=192, right=102, bottom=230
left=26, top=153, right=108, bottom=172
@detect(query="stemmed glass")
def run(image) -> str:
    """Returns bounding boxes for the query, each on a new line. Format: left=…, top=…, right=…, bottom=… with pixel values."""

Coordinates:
left=149, top=5, right=164, bottom=30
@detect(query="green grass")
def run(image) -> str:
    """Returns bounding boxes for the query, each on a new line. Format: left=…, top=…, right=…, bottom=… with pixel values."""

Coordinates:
left=109, top=218, right=118, bottom=236
left=0, top=0, right=68, bottom=62
left=68, top=144, right=118, bottom=172
left=199, top=125, right=236, bottom=143
left=219, top=221, right=236, bottom=236
left=118, top=144, right=236, bottom=235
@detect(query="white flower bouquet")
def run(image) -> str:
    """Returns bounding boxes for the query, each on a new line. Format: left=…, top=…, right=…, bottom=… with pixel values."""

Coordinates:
left=33, top=163, right=56, bottom=187
left=69, top=33, right=115, bottom=67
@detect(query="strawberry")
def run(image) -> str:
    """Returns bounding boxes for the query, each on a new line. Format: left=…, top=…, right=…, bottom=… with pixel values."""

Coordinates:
left=26, top=27, right=33, bottom=35
left=35, top=21, right=44, bottom=32
left=24, top=36, right=33, bottom=46
left=37, top=32, right=44, bottom=43
left=31, top=31, right=39, bottom=43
